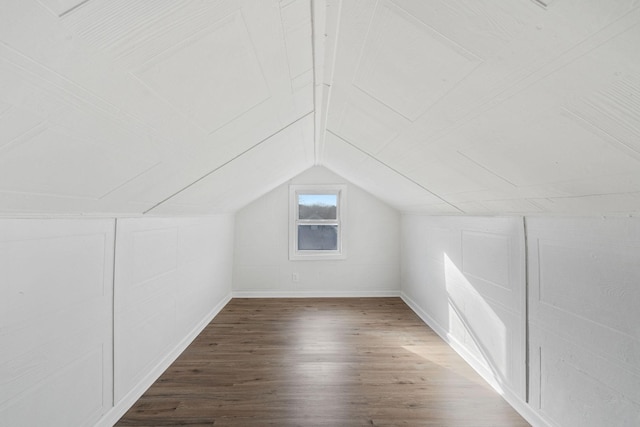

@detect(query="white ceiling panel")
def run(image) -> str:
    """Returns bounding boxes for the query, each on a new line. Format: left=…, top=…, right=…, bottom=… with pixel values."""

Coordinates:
left=151, top=114, right=315, bottom=214
left=390, top=0, right=535, bottom=56
left=353, top=1, right=482, bottom=121
left=475, top=199, right=544, bottom=215
left=566, top=75, right=640, bottom=160
left=460, top=111, right=640, bottom=188
left=0, top=125, right=158, bottom=199
left=442, top=20, right=640, bottom=205
left=0, top=107, right=43, bottom=150
left=324, top=84, right=414, bottom=161
left=323, top=132, right=460, bottom=213
left=281, top=0, right=313, bottom=80
left=530, top=193, right=640, bottom=215
left=0, top=0, right=315, bottom=215
left=0, top=0, right=639, bottom=216
left=333, top=99, right=407, bottom=154
left=134, top=11, right=270, bottom=134
left=320, top=0, right=640, bottom=214
left=36, top=0, right=87, bottom=17
left=60, top=0, right=191, bottom=54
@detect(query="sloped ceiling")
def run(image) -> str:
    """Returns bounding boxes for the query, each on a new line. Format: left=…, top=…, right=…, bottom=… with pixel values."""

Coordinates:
left=1, top=0, right=639, bottom=216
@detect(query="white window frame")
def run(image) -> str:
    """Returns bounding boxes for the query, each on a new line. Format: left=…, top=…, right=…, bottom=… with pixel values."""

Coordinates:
left=289, top=184, right=347, bottom=261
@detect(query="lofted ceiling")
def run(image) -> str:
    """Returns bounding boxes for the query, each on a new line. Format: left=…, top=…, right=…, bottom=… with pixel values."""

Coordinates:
left=0, top=0, right=639, bottom=216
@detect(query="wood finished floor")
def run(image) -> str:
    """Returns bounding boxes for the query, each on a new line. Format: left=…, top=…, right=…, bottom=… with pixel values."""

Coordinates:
left=116, top=298, right=529, bottom=426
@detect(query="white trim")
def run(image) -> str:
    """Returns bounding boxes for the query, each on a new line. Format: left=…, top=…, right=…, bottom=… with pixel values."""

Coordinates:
left=233, top=290, right=401, bottom=298
left=289, top=184, right=347, bottom=260
left=400, top=292, right=551, bottom=427
left=95, top=293, right=232, bottom=427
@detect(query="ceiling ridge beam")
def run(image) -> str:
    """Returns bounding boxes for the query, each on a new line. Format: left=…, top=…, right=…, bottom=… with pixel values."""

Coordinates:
left=311, top=0, right=321, bottom=164
left=312, top=0, right=343, bottom=165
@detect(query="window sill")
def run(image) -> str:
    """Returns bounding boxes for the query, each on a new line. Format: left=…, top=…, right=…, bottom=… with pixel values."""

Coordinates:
left=289, top=251, right=346, bottom=261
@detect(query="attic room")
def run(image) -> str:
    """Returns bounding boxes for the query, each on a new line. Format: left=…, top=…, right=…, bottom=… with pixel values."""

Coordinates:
left=1, top=0, right=639, bottom=426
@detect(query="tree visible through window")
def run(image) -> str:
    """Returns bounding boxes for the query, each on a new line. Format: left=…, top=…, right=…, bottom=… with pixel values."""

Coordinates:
left=289, top=185, right=346, bottom=260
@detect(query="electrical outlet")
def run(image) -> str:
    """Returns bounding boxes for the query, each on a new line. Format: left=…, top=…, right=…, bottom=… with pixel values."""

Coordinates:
left=292, top=272, right=299, bottom=282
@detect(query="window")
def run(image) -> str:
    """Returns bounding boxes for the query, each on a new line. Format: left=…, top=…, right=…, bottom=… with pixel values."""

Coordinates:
left=289, top=184, right=346, bottom=260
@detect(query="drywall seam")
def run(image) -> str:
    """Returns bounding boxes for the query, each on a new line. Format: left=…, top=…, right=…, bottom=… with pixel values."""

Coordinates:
left=57, top=0, right=91, bottom=18
left=143, top=110, right=314, bottom=214
left=326, top=129, right=464, bottom=213
left=0, top=213, right=231, bottom=219
left=94, top=292, right=232, bottom=427
left=523, top=215, right=530, bottom=403
left=111, top=218, right=118, bottom=408
left=401, top=291, right=551, bottom=427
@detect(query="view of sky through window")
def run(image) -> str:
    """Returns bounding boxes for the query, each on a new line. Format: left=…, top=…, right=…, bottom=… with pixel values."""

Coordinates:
left=298, top=194, right=337, bottom=207
left=298, top=194, right=337, bottom=220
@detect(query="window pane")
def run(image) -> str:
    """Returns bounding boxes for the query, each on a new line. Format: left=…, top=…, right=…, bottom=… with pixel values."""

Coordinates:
left=298, top=225, right=338, bottom=250
left=298, top=194, right=337, bottom=220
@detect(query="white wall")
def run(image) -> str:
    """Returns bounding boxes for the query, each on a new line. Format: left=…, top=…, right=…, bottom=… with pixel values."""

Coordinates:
left=110, top=216, right=234, bottom=416
left=4, top=212, right=637, bottom=427
left=401, top=214, right=640, bottom=427
left=527, top=217, right=640, bottom=427
left=233, top=166, right=400, bottom=296
left=399, top=215, right=535, bottom=422
left=0, top=219, right=115, bottom=427
left=0, top=216, right=235, bottom=427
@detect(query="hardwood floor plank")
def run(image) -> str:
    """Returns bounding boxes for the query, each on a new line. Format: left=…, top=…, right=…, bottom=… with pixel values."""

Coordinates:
left=116, top=298, right=529, bottom=426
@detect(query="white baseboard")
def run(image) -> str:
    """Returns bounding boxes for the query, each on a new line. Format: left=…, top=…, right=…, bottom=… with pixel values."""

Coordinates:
left=232, top=290, right=401, bottom=298
left=400, top=292, right=550, bottom=427
left=95, top=293, right=232, bottom=427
